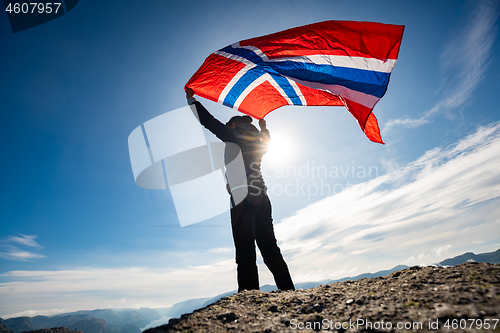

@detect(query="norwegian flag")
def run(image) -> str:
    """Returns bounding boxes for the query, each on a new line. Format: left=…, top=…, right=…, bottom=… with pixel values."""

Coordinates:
left=186, top=20, right=404, bottom=144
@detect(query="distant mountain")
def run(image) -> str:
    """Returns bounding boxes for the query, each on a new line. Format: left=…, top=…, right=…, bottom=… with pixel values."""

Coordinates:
left=438, top=248, right=500, bottom=266
left=65, top=318, right=106, bottom=333
left=0, top=308, right=161, bottom=333
left=200, top=291, right=236, bottom=309
left=53, top=308, right=161, bottom=330
left=2, top=317, right=33, bottom=333
left=122, top=309, right=161, bottom=325
left=311, top=264, right=411, bottom=287
left=113, top=311, right=146, bottom=330
left=0, top=318, right=15, bottom=333
left=163, top=297, right=214, bottom=319
left=20, top=327, right=81, bottom=333
left=30, top=315, right=106, bottom=333
left=118, top=324, right=141, bottom=333
left=0, top=323, right=15, bottom=333
left=53, top=310, right=122, bottom=327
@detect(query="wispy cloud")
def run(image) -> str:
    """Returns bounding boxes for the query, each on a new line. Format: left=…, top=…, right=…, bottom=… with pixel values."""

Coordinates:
left=385, top=1, right=499, bottom=129
left=0, top=234, right=45, bottom=261
left=275, top=121, right=500, bottom=280
left=0, top=248, right=46, bottom=261
left=7, top=234, right=43, bottom=248
left=207, top=247, right=233, bottom=254
left=433, top=245, right=452, bottom=257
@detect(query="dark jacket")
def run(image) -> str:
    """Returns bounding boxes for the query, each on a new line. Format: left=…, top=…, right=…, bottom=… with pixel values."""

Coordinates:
left=190, top=101, right=270, bottom=191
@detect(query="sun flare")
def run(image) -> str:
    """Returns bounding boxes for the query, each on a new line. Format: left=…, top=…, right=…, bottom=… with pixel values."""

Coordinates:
left=263, top=132, right=293, bottom=165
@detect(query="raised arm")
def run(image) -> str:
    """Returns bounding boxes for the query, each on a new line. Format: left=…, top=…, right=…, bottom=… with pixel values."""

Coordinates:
left=259, top=118, right=271, bottom=146
left=185, top=88, right=235, bottom=142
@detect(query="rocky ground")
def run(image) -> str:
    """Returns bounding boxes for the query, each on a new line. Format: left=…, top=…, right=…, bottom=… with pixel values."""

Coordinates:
left=145, top=262, right=500, bottom=332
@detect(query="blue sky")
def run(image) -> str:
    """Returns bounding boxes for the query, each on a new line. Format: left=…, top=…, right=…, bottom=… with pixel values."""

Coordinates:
left=1, top=0, right=500, bottom=318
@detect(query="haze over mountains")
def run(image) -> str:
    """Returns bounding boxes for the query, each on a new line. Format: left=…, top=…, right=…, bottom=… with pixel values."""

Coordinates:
left=1, top=248, right=499, bottom=333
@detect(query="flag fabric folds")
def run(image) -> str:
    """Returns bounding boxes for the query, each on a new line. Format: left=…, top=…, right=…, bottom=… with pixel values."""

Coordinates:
left=186, top=20, right=404, bottom=144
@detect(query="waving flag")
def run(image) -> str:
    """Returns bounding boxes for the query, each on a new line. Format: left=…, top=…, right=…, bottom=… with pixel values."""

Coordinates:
left=186, top=20, right=404, bottom=144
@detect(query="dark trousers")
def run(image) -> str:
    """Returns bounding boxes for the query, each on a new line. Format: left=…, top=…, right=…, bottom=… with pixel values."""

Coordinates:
left=230, top=189, right=295, bottom=292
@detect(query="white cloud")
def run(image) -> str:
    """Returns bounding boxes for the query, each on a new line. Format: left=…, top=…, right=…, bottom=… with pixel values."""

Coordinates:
left=207, top=247, right=233, bottom=254
left=406, top=252, right=428, bottom=263
left=0, top=235, right=45, bottom=261
left=0, top=248, right=45, bottom=261
left=433, top=245, right=452, bottom=257
left=274, top=121, right=500, bottom=278
left=7, top=235, right=43, bottom=248
left=5, top=308, right=73, bottom=319
left=385, top=1, right=499, bottom=129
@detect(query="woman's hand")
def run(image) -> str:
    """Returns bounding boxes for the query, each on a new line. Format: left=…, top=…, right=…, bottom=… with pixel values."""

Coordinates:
left=185, top=87, right=195, bottom=100
left=259, top=118, right=267, bottom=130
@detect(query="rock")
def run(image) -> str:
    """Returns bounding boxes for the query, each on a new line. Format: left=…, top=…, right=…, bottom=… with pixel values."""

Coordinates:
left=144, top=262, right=500, bottom=332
